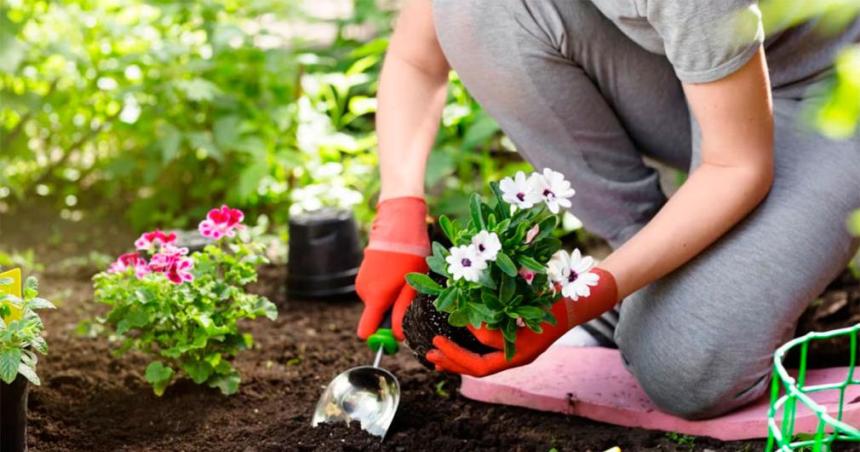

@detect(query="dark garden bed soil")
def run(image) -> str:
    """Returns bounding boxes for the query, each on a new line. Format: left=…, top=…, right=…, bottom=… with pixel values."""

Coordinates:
left=24, top=266, right=767, bottom=452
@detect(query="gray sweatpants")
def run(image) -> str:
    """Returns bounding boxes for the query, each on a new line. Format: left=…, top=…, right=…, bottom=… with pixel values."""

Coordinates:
left=432, top=0, right=860, bottom=419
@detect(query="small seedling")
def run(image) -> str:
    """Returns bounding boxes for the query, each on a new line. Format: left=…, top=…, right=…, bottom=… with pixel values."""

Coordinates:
left=434, top=380, right=450, bottom=399
left=665, top=432, right=696, bottom=448
left=0, top=272, right=55, bottom=385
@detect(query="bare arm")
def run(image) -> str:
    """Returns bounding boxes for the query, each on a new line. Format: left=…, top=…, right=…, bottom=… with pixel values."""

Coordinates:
left=601, top=47, right=774, bottom=298
left=377, top=0, right=450, bottom=201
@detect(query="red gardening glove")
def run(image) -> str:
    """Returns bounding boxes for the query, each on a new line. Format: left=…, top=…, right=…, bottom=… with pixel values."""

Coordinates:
left=355, top=197, right=430, bottom=341
left=426, top=268, right=618, bottom=377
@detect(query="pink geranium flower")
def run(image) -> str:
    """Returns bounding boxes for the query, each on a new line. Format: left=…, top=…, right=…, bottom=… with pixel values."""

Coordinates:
left=135, top=230, right=177, bottom=251
left=109, top=252, right=151, bottom=279
left=198, top=205, right=245, bottom=240
left=166, top=257, right=194, bottom=284
left=148, top=251, right=194, bottom=285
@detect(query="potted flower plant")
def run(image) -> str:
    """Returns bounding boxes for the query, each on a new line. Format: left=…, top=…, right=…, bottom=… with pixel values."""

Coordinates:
left=1, top=269, right=55, bottom=452
left=92, top=205, right=278, bottom=396
left=403, top=169, right=600, bottom=365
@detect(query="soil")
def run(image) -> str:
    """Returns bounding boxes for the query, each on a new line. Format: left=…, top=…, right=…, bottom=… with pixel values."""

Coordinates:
left=14, top=264, right=765, bottom=451
left=2, top=206, right=856, bottom=451
left=787, top=270, right=860, bottom=369
left=402, top=292, right=495, bottom=369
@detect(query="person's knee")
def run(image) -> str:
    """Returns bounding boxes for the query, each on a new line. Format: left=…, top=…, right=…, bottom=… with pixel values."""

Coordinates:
left=619, top=342, right=767, bottom=420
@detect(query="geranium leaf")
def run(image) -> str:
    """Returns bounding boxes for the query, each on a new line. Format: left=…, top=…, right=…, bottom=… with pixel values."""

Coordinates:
left=145, top=361, right=174, bottom=396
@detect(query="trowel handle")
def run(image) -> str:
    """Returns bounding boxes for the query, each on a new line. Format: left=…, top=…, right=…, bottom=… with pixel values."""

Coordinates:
left=367, top=311, right=399, bottom=356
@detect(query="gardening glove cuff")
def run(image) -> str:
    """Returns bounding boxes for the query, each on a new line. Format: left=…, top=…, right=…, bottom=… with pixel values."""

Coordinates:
left=366, top=197, right=431, bottom=256
left=561, top=268, right=619, bottom=329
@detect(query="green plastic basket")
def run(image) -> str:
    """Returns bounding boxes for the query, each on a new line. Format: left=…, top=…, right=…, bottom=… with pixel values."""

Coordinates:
left=767, top=324, right=860, bottom=451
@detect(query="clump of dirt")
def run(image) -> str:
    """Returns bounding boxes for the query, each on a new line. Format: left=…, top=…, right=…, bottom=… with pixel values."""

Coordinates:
left=402, top=292, right=495, bottom=369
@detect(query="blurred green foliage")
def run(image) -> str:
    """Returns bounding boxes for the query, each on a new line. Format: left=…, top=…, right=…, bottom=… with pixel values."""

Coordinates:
left=0, top=0, right=857, bottom=237
left=762, top=0, right=860, bottom=138
left=0, top=0, right=523, bottom=234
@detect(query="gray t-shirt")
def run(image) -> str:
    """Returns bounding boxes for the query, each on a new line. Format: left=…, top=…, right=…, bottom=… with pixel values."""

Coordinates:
left=588, top=0, right=765, bottom=83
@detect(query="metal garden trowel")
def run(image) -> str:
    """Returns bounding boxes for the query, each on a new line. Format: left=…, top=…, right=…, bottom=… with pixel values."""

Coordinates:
left=312, top=314, right=400, bottom=439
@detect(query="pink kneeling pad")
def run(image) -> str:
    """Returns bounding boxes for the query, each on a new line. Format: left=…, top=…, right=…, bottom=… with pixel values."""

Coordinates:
left=459, top=346, right=860, bottom=440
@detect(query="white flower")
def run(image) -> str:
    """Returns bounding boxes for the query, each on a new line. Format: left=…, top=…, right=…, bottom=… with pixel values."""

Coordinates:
left=471, top=230, right=502, bottom=262
left=547, top=249, right=600, bottom=300
left=446, top=245, right=488, bottom=282
left=532, top=169, right=575, bottom=214
left=499, top=171, right=541, bottom=209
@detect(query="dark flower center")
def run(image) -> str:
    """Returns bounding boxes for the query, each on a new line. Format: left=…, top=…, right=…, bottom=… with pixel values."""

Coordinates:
left=567, top=271, right=579, bottom=283
left=478, top=244, right=485, bottom=252
left=461, top=258, right=472, bottom=267
left=543, top=189, right=555, bottom=199
left=516, top=192, right=525, bottom=201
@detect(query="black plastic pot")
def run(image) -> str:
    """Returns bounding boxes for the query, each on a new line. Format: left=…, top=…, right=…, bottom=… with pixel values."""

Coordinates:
left=286, top=208, right=362, bottom=299
left=1, top=374, right=28, bottom=452
left=403, top=290, right=495, bottom=369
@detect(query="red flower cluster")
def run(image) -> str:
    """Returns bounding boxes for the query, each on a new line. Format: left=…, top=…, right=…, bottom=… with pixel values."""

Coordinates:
left=198, top=205, right=245, bottom=240
left=110, top=232, right=193, bottom=285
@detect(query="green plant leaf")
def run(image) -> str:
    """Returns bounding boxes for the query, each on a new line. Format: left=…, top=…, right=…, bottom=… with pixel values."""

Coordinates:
left=406, top=273, right=444, bottom=295
left=495, top=252, right=518, bottom=277
left=515, top=305, right=546, bottom=321
left=489, top=182, right=510, bottom=219
left=462, top=113, right=500, bottom=150
left=0, top=349, right=22, bottom=384
left=499, top=273, right=516, bottom=303
left=182, top=360, right=212, bottom=384
left=502, top=320, right=518, bottom=344
left=480, top=291, right=503, bottom=311
left=477, top=269, right=497, bottom=290
left=448, top=310, right=469, bottom=327
left=426, top=255, right=449, bottom=278
left=434, top=287, right=458, bottom=312
left=504, top=340, right=517, bottom=361
left=209, top=372, right=241, bottom=396
left=518, top=256, right=546, bottom=273
left=534, top=216, right=559, bottom=242
left=469, top=193, right=485, bottom=230
left=145, top=361, right=175, bottom=397
left=432, top=241, right=449, bottom=259
left=438, top=215, right=456, bottom=244
left=17, top=362, right=40, bottom=385
left=27, top=297, right=56, bottom=310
